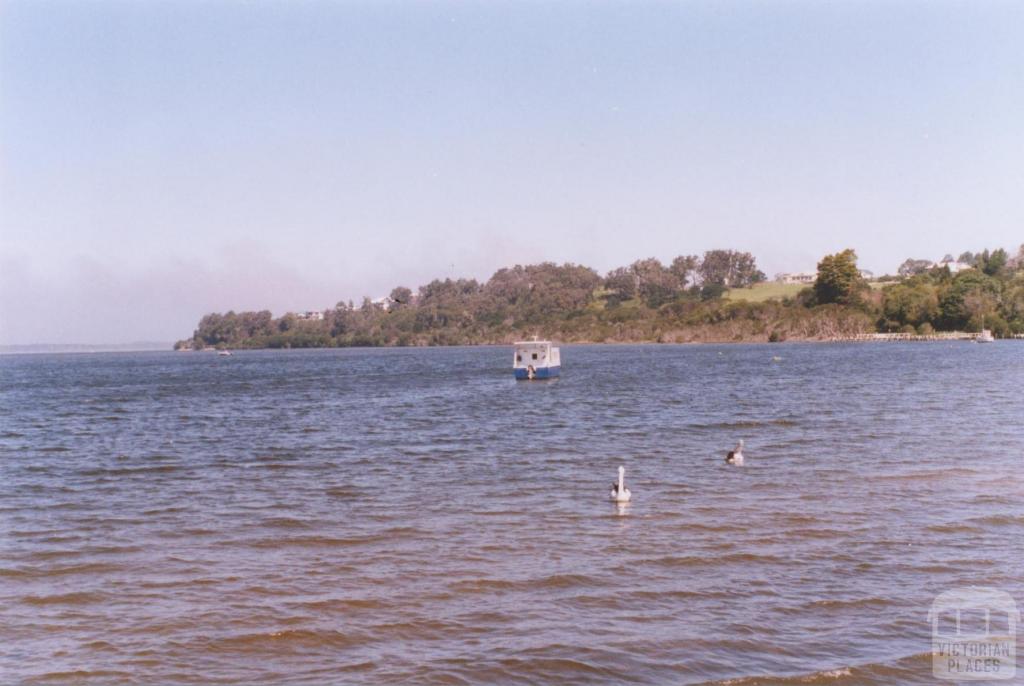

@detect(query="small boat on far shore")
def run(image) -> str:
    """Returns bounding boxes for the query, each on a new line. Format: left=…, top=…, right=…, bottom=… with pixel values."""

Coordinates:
left=976, top=329, right=994, bottom=343
left=218, top=350, right=233, bottom=356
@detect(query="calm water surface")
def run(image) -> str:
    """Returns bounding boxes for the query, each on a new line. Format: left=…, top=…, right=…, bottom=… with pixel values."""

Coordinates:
left=1, top=344, right=1022, bottom=685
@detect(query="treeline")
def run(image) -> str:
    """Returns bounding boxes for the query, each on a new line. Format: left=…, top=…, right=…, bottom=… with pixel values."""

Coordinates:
left=177, top=246, right=1024, bottom=349
left=880, top=248, right=1024, bottom=335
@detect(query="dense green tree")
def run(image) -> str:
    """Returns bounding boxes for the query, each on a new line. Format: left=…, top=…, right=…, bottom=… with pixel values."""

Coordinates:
left=603, top=257, right=699, bottom=306
left=418, top=278, right=481, bottom=304
left=937, top=270, right=999, bottom=330
left=980, top=248, right=1008, bottom=277
left=669, top=255, right=699, bottom=287
left=415, top=278, right=481, bottom=330
left=698, top=250, right=733, bottom=286
left=698, top=250, right=765, bottom=287
left=880, top=278, right=939, bottom=330
left=1002, top=273, right=1024, bottom=332
left=897, top=258, right=933, bottom=277
left=389, top=287, right=413, bottom=307
left=277, top=313, right=297, bottom=333
left=329, top=302, right=353, bottom=336
left=191, top=309, right=277, bottom=347
left=630, top=258, right=683, bottom=307
left=813, top=249, right=868, bottom=305
left=483, top=264, right=600, bottom=323
left=604, top=266, right=638, bottom=303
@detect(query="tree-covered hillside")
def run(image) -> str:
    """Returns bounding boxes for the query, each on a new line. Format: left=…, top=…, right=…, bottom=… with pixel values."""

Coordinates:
left=178, top=246, right=1024, bottom=349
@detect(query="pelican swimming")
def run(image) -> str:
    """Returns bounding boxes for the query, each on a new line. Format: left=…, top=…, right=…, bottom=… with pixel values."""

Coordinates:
left=610, top=465, right=632, bottom=502
left=725, top=439, right=745, bottom=465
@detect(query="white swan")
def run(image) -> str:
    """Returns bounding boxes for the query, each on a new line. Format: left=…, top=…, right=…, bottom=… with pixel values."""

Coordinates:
left=725, top=439, right=745, bottom=466
left=610, top=465, right=632, bottom=502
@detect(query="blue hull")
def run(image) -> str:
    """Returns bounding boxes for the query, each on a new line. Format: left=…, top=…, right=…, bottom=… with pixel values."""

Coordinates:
left=514, top=365, right=561, bottom=380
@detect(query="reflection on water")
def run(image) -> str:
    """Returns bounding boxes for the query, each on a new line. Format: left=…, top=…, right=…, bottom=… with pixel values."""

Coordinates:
left=1, top=343, right=1022, bottom=684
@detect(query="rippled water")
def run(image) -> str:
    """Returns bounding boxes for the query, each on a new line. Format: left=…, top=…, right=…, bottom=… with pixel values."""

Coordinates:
left=1, top=344, right=1022, bottom=684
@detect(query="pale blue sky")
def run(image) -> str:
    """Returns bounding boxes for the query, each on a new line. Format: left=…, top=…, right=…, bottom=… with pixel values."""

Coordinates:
left=1, top=1, right=1022, bottom=343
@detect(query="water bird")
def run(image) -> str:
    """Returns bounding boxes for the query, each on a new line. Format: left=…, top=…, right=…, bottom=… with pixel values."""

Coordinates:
left=725, top=439, right=745, bottom=465
left=610, top=465, right=632, bottom=502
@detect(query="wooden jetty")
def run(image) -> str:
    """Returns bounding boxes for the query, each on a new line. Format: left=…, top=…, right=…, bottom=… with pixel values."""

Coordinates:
left=831, top=332, right=986, bottom=343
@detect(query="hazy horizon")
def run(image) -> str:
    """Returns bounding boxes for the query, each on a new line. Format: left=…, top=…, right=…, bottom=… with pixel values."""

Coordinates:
left=2, top=1, right=1022, bottom=345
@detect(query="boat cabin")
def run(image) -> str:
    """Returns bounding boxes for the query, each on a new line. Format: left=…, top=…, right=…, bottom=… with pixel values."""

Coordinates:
left=513, top=340, right=561, bottom=380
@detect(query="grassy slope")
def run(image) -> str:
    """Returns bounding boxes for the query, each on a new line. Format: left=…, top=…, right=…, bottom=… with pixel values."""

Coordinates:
left=724, top=282, right=805, bottom=302
left=725, top=281, right=896, bottom=302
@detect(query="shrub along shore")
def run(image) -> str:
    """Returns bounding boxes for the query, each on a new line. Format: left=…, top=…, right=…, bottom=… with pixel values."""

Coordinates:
left=177, top=247, right=1024, bottom=350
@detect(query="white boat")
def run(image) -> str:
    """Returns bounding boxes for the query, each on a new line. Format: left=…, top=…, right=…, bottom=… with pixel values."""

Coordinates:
left=977, top=329, right=995, bottom=343
left=218, top=350, right=233, bottom=356
left=513, top=339, right=560, bottom=380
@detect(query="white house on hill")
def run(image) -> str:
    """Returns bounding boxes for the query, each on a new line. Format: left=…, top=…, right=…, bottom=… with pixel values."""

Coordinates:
left=775, top=272, right=816, bottom=284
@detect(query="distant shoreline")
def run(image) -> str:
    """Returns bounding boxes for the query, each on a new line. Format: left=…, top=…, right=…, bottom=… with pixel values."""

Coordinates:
left=0, top=343, right=173, bottom=355
left=173, top=333, right=1014, bottom=352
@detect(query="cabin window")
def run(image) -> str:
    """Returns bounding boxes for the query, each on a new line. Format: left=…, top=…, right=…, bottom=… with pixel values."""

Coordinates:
left=532, top=353, right=538, bottom=360
left=516, top=354, right=522, bottom=362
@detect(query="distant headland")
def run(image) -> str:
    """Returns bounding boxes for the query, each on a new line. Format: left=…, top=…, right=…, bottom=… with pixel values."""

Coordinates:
left=177, top=247, right=1024, bottom=350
